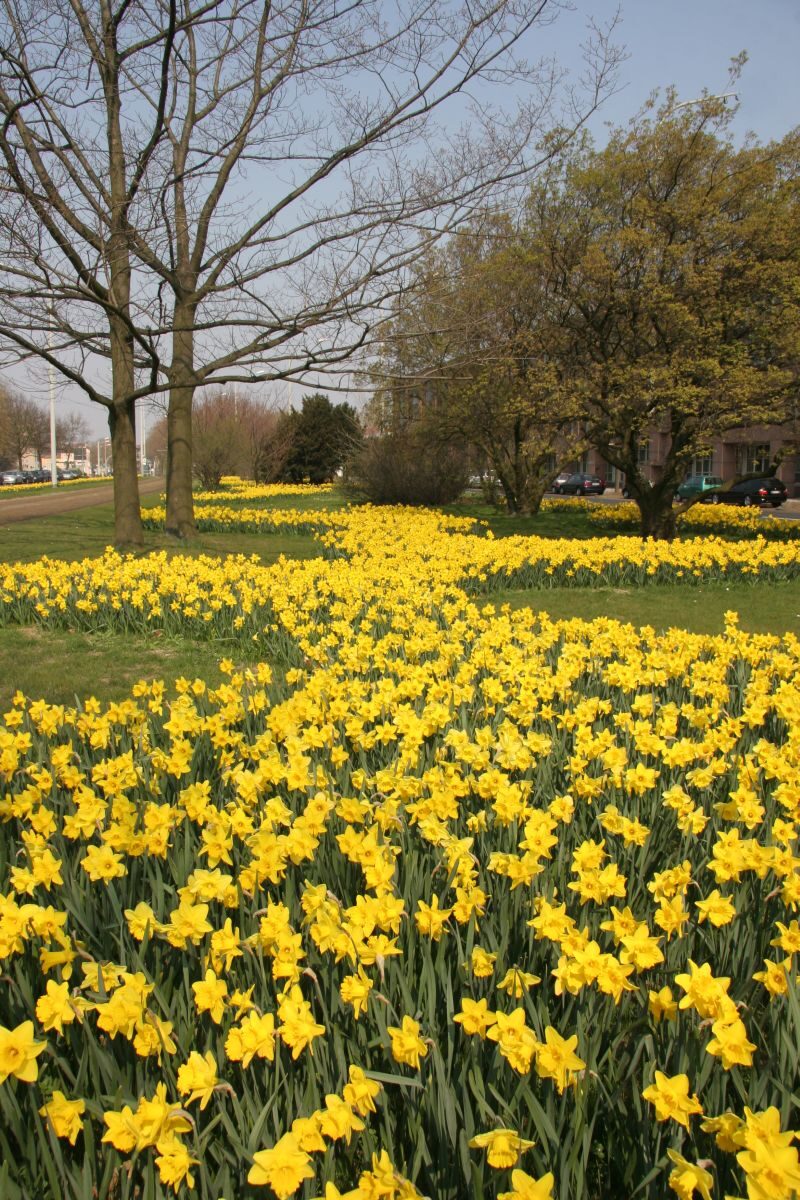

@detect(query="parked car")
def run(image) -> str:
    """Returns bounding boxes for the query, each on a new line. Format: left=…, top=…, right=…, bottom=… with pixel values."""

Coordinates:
left=676, top=474, right=724, bottom=501
left=550, top=471, right=572, bottom=492
left=706, top=477, right=787, bottom=507
left=554, top=472, right=606, bottom=496
left=29, top=468, right=51, bottom=483
left=1, top=469, right=26, bottom=485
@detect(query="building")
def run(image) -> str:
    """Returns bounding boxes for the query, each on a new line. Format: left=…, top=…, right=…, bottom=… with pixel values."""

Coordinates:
left=581, top=422, right=800, bottom=497
left=22, top=444, right=93, bottom=475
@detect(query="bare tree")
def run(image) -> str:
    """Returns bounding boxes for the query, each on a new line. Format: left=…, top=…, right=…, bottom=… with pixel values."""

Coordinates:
left=0, top=0, right=180, bottom=541
left=0, top=0, right=621, bottom=540
left=0, top=381, right=10, bottom=467
left=191, top=389, right=293, bottom=487
left=146, top=411, right=168, bottom=478
left=0, top=383, right=47, bottom=466
left=240, top=401, right=291, bottom=483
left=56, top=409, right=89, bottom=464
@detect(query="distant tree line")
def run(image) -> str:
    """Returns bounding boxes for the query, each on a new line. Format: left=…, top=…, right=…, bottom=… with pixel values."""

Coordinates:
left=0, top=384, right=89, bottom=470
left=148, top=392, right=361, bottom=490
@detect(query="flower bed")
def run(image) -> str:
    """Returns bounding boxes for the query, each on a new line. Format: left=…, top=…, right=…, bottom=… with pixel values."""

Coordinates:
left=1, top=508, right=800, bottom=1198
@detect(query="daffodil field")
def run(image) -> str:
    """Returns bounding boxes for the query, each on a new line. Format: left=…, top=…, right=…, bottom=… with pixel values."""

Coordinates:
left=583, top=501, right=800, bottom=540
left=1, top=494, right=800, bottom=1200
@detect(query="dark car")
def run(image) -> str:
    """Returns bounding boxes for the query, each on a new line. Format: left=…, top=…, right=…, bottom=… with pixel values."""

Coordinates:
left=554, top=472, right=606, bottom=496
left=706, top=477, right=787, bottom=508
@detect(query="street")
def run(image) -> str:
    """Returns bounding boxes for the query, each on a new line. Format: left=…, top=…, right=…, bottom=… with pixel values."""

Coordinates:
left=0, top=477, right=164, bottom=525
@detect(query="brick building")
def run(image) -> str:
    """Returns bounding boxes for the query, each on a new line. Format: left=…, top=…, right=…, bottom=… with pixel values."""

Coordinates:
left=581, top=423, right=800, bottom=497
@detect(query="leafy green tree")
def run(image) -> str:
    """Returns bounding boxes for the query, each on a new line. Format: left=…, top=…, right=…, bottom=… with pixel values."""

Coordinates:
left=280, top=394, right=362, bottom=484
left=372, top=215, right=584, bottom=515
left=528, top=94, right=800, bottom=536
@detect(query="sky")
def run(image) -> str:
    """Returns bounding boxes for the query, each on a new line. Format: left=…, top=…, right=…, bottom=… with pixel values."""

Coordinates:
left=6, top=0, right=799, bottom=441
left=552, top=0, right=800, bottom=145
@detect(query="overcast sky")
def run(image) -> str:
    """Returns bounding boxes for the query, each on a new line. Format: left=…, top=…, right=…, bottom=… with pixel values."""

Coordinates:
left=7, top=0, right=799, bottom=441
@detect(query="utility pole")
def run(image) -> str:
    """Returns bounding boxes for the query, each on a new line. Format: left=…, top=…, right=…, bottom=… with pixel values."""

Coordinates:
left=48, top=309, right=57, bottom=487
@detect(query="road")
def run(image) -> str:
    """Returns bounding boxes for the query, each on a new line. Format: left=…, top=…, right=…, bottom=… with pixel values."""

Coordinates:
left=0, top=477, right=164, bottom=524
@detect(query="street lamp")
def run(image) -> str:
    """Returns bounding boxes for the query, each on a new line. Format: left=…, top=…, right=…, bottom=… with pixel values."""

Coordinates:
left=664, top=92, right=738, bottom=118
left=48, top=307, right=58, bottom=487
left=140, top=398, right=147, bottom=475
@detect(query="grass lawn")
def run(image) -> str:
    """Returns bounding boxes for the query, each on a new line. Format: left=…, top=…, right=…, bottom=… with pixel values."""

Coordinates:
left=0, top=491, right=322, bottom=565
left=0, top=626, right=251, bottom=710
left=487, top=577, right=800, bottom=637
left=445, top=497, right=602, bottom=539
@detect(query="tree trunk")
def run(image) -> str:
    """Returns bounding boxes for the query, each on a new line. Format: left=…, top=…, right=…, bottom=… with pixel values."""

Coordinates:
left=108, top=399, right=143, bottom=547
left=106, top=303, right=143, bottom=546
left=165, top=298, right=198, bottom=537
left=165, top=307, right=199, bottom=536
left=599, top=443, right=679, bottom=541
left=102, top=25, right=142, bottom=549
left=486, top=444, right=520, bottom=513
left=165, top=387, right=196, bottom=537
left=638, top=492, right=678, bottom=539
left=520, top=478, right=549, bottom=517
left=496, top=469, right=520, bottom=512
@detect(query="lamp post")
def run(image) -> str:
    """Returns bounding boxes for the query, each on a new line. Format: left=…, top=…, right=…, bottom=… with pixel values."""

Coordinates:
left=48, top=309, right=58, bottom=487
left=665, top=92, right=738, bottom=117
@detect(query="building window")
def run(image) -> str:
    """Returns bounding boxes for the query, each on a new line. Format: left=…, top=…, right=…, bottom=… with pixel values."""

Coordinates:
left=637, top=439, right=650, bottom=465
left=736, top=443, right=771, bottom=475
left=692, top=453, right=713, bottom=476
left=409, top=394, right=421, bottom=420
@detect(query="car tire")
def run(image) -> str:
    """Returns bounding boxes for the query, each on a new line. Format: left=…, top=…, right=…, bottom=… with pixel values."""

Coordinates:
left=622, top=488, right=630, bottom=499
left=743, top=495, right=753, bottom=507
left=709, top=494, right=720, bottom=505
